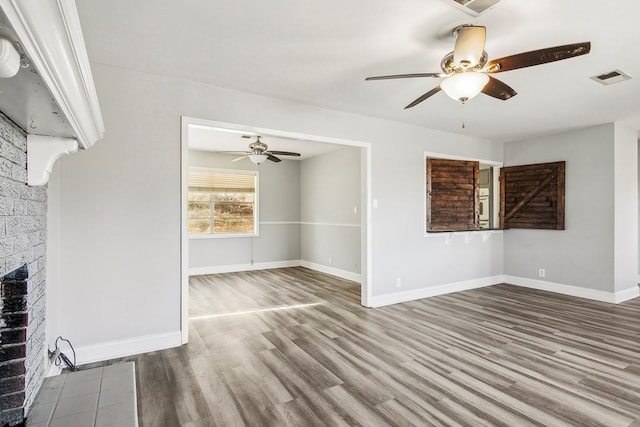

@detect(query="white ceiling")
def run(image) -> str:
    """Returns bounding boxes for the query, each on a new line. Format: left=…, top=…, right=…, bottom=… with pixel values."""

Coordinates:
left=188, top=125, right=343, bottom=159
left=76, top=0, right=640, bottom=143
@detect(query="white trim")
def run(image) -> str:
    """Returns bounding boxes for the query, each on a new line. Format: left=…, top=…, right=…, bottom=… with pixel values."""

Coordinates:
left=424, top=229, right=503, bottom=241
left=423, top=151, right=502, bottom=167
left=613, top=285, right=640, bottom=303
left=185, top=117, right=372, bottom=149
left=180, top=117, right=372, bottom=329
left=180, top=118, right=189, bottom=344
left=253, top=221, right=363, bottom=227
left=300, top=222, right=361, bottom=228
left=503, top=275, right=640, bottom=304
left=188, top=232, right=259, bottom=240
left=300, top=260, right=362, bottom=283
left=46, top=363, right=62, bottom=378
left=189, top=259, right=362, bottom=283
left=369, top=276, right=503, bottom=307
left=27, top=135, right=78, bottom=186
left=0, top=0, right=104, bottom=148
left=75, top=331, right=182, bottom=366
left=189, top=260, right=301, bottom=276
left=259, top=221, right=300, bottom=225
left=363, top=143, right=372, bottom=307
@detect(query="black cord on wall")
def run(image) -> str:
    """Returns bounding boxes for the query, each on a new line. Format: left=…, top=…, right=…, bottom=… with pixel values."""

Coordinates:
left=48, top=336, right=77, bottom=371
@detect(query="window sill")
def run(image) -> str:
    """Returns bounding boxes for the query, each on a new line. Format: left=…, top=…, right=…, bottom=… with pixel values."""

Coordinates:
left=425, top=228, right=504, bottom=234
left=424, top=229, right=503, bottom=243
left=188, top=233, right=259, bottom=240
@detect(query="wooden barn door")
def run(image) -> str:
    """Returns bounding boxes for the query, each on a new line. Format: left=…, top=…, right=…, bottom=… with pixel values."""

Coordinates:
left=426, top=158, right=479, bottom=231
left=500, top=161, right=565, bottom=230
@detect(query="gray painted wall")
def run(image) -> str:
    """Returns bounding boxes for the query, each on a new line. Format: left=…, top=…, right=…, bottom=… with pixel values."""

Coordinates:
left=372, top=136, right=503, bottom=296
left=300, top=147, right=361, bottom=274
left=188, top=150, right=300, bottom=269
left=51, top=63, right=503, bottom=354
left=612, top=123, right=638, bottom=292
left=503, top=124, right=616, bottom=291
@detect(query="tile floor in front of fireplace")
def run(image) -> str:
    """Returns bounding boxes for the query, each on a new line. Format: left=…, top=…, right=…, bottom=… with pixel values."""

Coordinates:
left=25, top=362, right=137, bottom=427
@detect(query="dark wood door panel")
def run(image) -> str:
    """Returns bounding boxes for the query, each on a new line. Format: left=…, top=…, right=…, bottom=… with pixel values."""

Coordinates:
left=427, top=158, right=479, bottom=231
left=500, top=161, right=565, bottom=230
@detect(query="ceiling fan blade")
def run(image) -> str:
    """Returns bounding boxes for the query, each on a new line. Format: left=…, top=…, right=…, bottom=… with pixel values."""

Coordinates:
left=485, top=42, right=591, bottom=73
left=404, top=86, right=442, bottom=109
left=454, top=26, right=486, bottom=68
left=481, top=76, right=517, bottom=100
left=232, top=155, right=247, bottom=162
left=269, top=151, right=301, bottom=156
left=365, top=73, right=441, bottom=81
left=267, top=154, right=281, bottom=163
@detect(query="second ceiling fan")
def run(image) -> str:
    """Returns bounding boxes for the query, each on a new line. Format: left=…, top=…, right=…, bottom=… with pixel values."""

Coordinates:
left=366, top=25, right=590, bottom=107
left=219, top=136, right=301, bottom=165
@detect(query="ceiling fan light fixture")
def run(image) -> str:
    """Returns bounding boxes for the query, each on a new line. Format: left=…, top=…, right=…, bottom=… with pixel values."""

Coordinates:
left=248, top=153, right=268, bottom=165
left=440, top=71, right=489, bottom=103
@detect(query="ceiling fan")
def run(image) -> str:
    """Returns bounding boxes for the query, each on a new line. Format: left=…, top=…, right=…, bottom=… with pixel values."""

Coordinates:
left=217, top=136, right=301, bottom=165
left=366, top=25, right=590, bottom=107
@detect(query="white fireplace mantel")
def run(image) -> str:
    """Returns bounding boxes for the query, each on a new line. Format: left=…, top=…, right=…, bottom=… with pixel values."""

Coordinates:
left=0, top=0, right=104, bottom=185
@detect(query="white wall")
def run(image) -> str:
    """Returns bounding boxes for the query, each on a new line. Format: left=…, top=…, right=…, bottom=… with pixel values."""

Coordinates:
left=613, top=123, right=638, bottom=292
left=53, top=63, right=503, bottom=362
left=45, top=162, right=61, bottom=371
left=503, top=124, right=617, bottom=292
left=188, top=150, right=300, bottom=273
left=300, top=147, right=361, bottom=276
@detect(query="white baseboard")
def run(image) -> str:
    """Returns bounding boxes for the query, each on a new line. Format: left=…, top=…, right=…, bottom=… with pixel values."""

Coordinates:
left=75, top=331, right=182, bottom=366
left=190, top=259, right=362, bottom=283
left=503, top=275, right=640, bottom=304
left=300, top=260, right=362, bottom=283
left=613, top=285, right=640, bottom=303
left=369, top=275, right=503, bottom=307
left=46, top=361, right=62, bottom=377
left=189, top=260, right=301, bottom=276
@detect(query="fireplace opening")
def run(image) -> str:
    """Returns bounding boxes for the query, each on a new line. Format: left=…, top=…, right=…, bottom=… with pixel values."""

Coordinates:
left=0, top=264, right=29, bottom=426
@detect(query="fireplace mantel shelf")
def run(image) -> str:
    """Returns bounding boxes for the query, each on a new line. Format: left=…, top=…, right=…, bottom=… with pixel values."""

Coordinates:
left=0, top=0, right=104, bottom=186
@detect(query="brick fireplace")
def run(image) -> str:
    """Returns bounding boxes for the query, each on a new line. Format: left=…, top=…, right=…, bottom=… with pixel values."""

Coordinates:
left=0, top=113, right=48, bottom=426
left=0, top=265, right=28, bottom=424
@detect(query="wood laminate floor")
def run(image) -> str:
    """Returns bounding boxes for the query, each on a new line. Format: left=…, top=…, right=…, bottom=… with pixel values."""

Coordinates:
left=117, top=267, right=640, bottom=426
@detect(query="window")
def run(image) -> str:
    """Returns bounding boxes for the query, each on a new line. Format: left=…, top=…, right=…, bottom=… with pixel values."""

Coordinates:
left=187, top=168, right=258, bottom=236
left=425, top=154, right=501, bottom=232
left=426, top=155, right=565, bottom=232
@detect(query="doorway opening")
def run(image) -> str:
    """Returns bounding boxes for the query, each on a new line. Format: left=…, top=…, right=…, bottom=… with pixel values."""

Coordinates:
left=180, top=117, right=372, bottom=343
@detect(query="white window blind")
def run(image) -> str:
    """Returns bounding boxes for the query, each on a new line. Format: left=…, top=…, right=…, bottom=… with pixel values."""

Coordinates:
left=187, top=167, right=258, bottom=236
left=188, top=168, right=256, bottom=192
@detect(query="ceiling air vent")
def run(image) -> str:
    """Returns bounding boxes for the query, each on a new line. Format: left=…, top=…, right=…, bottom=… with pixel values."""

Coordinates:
left=590, top=69, right=632, bottom=85
left=448, top=0, right=501, bottom=16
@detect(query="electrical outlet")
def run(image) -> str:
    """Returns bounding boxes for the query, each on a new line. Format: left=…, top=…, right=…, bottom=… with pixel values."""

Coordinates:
left=396, top=277, right=402, bottom=288
left=538, top=268, right=545, bottom=278
left=328, top=257, right=332, bottom=264
left=353, top=206, right=358, bottom=215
